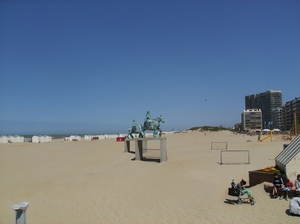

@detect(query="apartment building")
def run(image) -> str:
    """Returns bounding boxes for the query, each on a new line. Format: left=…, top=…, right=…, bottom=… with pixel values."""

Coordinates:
left=245, top=90, right=282, bottom=129
left=241, top=109, right=262, bottom=131
left=281, top=97, right=300, bottom=131
left=271, top=107, right=282, bottom=130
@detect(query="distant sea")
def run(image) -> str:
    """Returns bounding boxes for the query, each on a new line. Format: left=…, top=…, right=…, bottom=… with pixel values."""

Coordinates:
left=22, top=135, right=67, bottom=139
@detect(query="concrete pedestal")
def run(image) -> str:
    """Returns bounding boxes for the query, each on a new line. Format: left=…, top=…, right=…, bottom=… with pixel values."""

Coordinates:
left=124, top=137, right=167, bottom=162
left=12, top=202, right=29, bottom=224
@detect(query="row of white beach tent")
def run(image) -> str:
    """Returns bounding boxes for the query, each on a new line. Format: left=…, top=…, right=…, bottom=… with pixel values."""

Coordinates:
left=61, top=133, right=173, bottom=141
left=64, top=135, right=82, bottom=141
left=64, top=135, right=124, bottom=141
left=261, top=129, right=281, bottom=132
left=1, top=134, right=123, bottom=143
left=0, top=135, right=25, bottom=143
left=252, top=129, right=281, bottom=132
left=84, top=134, right=120, bottom=140
left=0, top=135, right=52, bottom=143
left=32, top=135, right=52, bottom=143
left=1, top=132, right=175, bottom=144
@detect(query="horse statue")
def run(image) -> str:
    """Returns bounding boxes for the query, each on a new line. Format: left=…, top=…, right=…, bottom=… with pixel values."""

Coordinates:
left=143, top=115, right=164, bottom=137
left=127, top=112, right=165, bottom=139
left=127, top=124, right=145, bottom=139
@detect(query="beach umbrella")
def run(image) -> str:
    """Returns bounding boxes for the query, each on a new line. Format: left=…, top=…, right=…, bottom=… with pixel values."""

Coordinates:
left=262, top=129, right=270, bottom=132
left=273, top=129, right=281, bottom=132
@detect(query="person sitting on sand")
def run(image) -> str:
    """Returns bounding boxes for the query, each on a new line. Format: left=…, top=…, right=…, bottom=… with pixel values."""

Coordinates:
left=272, top=173, right=283, bottom=198
left=280, top=177, right=293, bottom=200
left=237, top=179, right=254, bottom=200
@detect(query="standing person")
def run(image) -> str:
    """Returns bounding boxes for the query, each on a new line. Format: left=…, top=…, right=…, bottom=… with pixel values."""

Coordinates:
left=295, top=174, right=300, bottom=192
left=280, top=178, right=293, bottom=200
left=272, top=173, right=283, bottom=198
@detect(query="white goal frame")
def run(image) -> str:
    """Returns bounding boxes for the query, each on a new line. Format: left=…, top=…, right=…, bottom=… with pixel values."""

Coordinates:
left=211, top=142, right=228, bottom=150
left=220, top=150, right=250, bottom=165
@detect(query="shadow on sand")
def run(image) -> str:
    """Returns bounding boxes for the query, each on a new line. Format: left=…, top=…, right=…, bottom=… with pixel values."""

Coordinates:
left=131, top=157, right=161, bottom=163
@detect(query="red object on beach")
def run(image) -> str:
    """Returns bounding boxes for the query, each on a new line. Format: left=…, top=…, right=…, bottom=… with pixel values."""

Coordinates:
left=116, top=137, right=126, bottom=142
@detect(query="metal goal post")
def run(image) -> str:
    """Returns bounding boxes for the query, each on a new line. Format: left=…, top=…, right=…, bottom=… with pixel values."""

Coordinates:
left=220, top=150, right=250, bottom=165
left=211, top=142, right=228, bottom=150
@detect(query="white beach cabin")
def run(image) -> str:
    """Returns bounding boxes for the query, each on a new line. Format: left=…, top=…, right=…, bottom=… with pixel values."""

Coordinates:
left=275, top=134, right=300, bottom=181
left=7, top=135, right=24, bottom=143
left=32, top=136, right=40, bottom=143
left=84, top=135, right=105, bottom=140
left=32, top=135, right=52, bottom=143
left=66, top=135, right=81, bottom=141
left=0, top=136, right=8, bottom=143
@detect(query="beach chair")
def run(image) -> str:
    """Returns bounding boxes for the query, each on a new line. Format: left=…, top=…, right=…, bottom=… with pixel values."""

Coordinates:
left=228, top=180, right=255, bottom=205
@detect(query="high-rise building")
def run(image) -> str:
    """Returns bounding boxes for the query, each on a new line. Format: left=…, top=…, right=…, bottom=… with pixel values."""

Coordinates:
left=241, top=109, right=262, bottom=131
left=281, top=97, right=300, bottom=131
left=272, top=107, right=282, bottom=130
left=245, top=90, right=282, bottom=129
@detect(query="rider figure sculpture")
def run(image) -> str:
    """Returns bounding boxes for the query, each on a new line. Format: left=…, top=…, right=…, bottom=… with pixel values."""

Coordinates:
left=132, top=119, right=137, bottom=127
left=127, top=128, right=133, bottom=139
left=144, top=111, right=153, bottom=129
left=145, top=111, right=151, bottom=121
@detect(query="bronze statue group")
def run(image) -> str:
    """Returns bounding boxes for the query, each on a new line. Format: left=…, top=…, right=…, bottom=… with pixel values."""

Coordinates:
left=127, top=111, right=164, bottom=139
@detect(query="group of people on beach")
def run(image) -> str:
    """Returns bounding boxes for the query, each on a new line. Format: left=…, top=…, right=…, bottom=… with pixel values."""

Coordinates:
left=234, top=174, right=300, bottom=215
left=271, top=173, right=300, bottom=216
left=271, top=173, right=300, bottom=200
left=236, top=174, right=300, bottom=201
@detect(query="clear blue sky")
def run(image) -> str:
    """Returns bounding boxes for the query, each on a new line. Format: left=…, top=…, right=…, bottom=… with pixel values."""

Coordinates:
left=0, top=0, right=299, bottom=135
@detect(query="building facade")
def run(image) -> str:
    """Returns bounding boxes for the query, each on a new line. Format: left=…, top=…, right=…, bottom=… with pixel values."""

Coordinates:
left=241, top=109, right=262, bottom=131
left=245, top=90, right=282, bottom=129
left=271, top=107, right=282, bottom=130
left=281, top=97, right=300, bottom=131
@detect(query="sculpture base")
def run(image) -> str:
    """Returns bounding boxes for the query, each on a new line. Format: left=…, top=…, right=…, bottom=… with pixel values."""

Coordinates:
left=124, top=137, right=167, bottom=162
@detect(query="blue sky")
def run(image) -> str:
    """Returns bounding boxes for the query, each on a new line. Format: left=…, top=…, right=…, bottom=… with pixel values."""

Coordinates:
left=0, top=0, right=299, bottom=135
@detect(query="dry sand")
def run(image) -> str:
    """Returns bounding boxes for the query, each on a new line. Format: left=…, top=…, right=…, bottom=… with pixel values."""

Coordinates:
left=0, top=131, right=299, bottom=224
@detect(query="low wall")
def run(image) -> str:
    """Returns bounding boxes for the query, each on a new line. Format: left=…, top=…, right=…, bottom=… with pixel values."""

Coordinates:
left=248, top=170, right=274, bottom=187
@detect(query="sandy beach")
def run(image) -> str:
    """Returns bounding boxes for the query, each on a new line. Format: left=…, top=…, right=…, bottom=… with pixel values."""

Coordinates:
left=0, top=131, right=299, bottom=224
